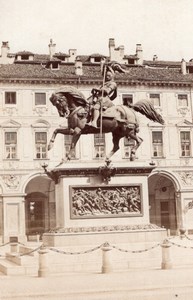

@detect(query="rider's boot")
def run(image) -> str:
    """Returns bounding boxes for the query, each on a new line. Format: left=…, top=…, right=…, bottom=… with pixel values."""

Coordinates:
left=91, top=109, right=100, bottom=128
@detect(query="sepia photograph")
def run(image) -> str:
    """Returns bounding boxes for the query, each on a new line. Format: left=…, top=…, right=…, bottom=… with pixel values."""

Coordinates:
left=0, top=0, right=193, bottom=299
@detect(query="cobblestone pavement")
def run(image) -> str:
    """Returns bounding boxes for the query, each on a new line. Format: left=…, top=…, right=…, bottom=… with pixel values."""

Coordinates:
left=0, top=268, right=193, bottom=300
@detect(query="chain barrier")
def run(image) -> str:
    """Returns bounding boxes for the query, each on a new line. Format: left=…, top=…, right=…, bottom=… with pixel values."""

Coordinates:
left=47, top=241, right=161, bottom=255
left=0, top=241, right=10, bottom=248
left=17, top=241, right=26, bottom=246
left=184, top=234, right=193, bottom=241
left=1, top=233, right=193, bottom=259
left=19, top=245, right=43, bottom=257
left=111, top=242, right=161, bottom=253
left=48, top=243, right=103, bottom=255
left=165, top=235, right=175, bottom=241
left=167, top=239, right=193, bottom=249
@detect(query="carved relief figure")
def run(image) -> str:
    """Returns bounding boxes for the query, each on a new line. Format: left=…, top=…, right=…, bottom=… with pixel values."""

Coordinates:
left=71, top=186, right=142, bottom=218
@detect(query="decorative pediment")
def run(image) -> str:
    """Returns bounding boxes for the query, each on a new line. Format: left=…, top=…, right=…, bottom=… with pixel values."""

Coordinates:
left=176, top=119, right=193, bottom=127
left=0, top=119, right=21, bottom=128
left=31, top=119, right=50, bottom=128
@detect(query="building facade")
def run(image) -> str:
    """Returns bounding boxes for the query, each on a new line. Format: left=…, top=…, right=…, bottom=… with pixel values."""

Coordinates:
left=0, top=38, right=193, bottom=242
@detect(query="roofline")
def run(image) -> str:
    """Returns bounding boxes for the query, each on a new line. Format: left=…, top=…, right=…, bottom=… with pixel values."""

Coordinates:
left=0, top=77, right=192, bottom=87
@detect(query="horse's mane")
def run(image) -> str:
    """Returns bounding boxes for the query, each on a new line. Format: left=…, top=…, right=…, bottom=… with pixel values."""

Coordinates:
left=55, top=86, right=88, bottom=107
left=133, top=100, right=164, bottom=125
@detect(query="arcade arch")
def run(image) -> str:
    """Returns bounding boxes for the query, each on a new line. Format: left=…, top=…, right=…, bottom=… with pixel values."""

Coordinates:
left=148, top=173, right=179, bottom=235
left=24, top=175, right=55, bottom=237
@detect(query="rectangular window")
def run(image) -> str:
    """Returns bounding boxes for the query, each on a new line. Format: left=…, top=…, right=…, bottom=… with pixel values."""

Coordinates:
left=180, top=131, right=191, bottom=157
left=178, top=94, right=188, bottom=107
left=122, top=94, right=133, bottom=106
left=123, top=137, right=135, bottom=158
left=35, top=132, right=47, bottom=159
left=5, top=132, right=17, bottom=159
left=149, top=94, right=160, bottom=106
left=152, top=131, right=163, bottom=157
left=5, top=92, right=16, bottom=104
left=94, top=57, right=101, bottom=63
left=35, top=93, right=46, bottom=105
left=21, top=55, right=29, bottom=60
left=94, top=134, right=105, bottom=159
left=64, top=135, right=76, bottom=159
left=51, top=62, right=59, bottom=69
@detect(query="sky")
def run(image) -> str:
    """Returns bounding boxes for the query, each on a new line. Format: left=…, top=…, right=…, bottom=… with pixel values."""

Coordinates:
left=1, top=0, right=193, bottom=61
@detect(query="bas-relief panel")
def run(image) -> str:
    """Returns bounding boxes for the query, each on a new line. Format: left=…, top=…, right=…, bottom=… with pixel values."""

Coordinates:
left=70, top=185, right=143, bottom=219
left=176, top=171, right=193, bottom=186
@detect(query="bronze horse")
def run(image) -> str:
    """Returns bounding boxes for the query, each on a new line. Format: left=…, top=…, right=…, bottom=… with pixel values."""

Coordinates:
left=48, top=86, right=164, bottom=162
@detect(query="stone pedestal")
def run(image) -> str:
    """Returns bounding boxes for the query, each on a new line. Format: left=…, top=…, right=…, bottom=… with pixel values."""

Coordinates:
left=47, top=163, right=154, bottom=230
left=43, top=163, right=167, bottom=271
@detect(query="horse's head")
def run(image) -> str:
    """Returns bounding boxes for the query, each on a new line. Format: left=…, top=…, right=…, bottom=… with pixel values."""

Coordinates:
left=50, top=93, right=69, bottom=117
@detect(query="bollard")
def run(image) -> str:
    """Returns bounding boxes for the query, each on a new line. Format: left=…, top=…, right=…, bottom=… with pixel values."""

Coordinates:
left=101, top=242, right=113, bottom=273
left=38, top=246, right=49, bottom=277
left=10, top=243, right=18, bottom=253
left=161, top=239, right=172, bottom=269
left=179, top=228, right=186, bottom=239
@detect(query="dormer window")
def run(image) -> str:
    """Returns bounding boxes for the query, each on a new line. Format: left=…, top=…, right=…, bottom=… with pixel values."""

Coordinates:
left=90, top=55, right=105, bottom=64
left=54, top=53, right=69, bottom=62
left=21, top=55, right=29, bottom=60
left=15, top=51, right=34, bottom=61
left=46, top=58, right=60, bottom=70
left=94, top=57, right=101, bottom=63
left=128, top=58, right=135, bottom=64
left=51, top=62, right=59, bottom=69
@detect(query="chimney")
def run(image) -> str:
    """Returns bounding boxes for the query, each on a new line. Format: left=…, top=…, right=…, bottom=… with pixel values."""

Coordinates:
left=136, top=43, right=143, bottom=65
left=109, top=38, right=115, bottom=60
left=181, top=59, right=186, bottom=75
left=75, top=58, right=83, bottom=76
left=1, top=41, right=10, bottom=58
left=68, top=49, right=77, bottom=62
left=48, top=39, right=56, bottom=59
left=119, top=45, right=124, bottom=58
left=109, top=38, right=115, bottom=48
left=153, top=55, right=158, bottom=61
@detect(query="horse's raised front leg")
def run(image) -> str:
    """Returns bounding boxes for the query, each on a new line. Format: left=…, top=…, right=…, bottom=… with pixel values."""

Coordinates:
left=48, top=128, right=74, bottom=151
left=106, top=133, right=121, bottom=160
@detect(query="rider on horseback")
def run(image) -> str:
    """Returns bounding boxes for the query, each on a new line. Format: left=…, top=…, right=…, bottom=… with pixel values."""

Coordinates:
left=90, top=70, right=117, bottom=128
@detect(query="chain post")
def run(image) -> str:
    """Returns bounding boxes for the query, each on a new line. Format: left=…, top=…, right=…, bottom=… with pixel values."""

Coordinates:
left=101, top=242, right=113, bottom=273
left=161, top=239, right=172, bottom=270
left=38, top=245, right=49, bottom=277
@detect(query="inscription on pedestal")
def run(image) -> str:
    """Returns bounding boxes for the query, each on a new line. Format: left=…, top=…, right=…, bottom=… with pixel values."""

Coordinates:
left=70, top=185, right=143, bottom=219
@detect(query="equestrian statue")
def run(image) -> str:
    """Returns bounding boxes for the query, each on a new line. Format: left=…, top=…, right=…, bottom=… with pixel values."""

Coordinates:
left=48, top=61, right=164, bottom=163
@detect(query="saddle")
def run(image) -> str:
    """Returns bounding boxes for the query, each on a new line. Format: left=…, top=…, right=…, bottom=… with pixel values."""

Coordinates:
left=101, top=106, right=127, bottom=123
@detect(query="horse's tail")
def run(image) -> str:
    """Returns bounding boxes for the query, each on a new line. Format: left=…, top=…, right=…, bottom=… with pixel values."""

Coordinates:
left=133, top=100, right=165, bottom=125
